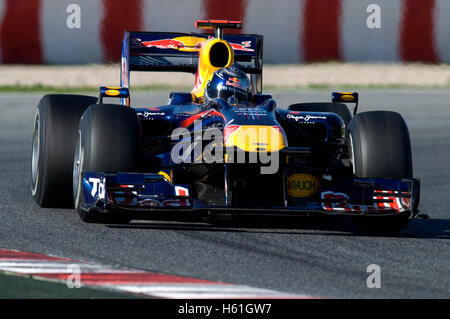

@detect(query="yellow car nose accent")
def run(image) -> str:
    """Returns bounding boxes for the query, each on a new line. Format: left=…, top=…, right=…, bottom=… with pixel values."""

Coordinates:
left=224, top=125, right=287, bottom=153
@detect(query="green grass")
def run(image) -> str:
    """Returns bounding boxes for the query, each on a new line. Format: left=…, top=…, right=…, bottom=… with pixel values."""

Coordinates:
left=0, top=272, right=143, bottom=299
left=0, top=83, right=449, bottom=94
left=265, top=83, right=450, bottom=91
left=0, top=85, right=97, bottom=93
left=0, top=84, right=191, bottom=93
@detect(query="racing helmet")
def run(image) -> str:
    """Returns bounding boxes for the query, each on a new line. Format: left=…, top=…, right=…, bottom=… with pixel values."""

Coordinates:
left=204, top=67, right=251, bottom=106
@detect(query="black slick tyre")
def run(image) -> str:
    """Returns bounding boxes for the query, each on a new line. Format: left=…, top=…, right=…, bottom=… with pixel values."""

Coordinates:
left=31, top=94, right=97, bottom=208
left=73, top=104, right=141, bottom=224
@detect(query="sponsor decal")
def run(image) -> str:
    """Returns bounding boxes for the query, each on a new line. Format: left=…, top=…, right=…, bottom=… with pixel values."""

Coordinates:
left=88, top=177, right=105, bottom=199
left=321, top=191, right=350, bottom=211
left=137, top=111, right=165, bottom=118
left=105, top=89, right=120, bottom=96
left=231, top=108, right=267, bottom=120
left=340, top=94, right=355, bottom=102
left=287, top=113, right=326, bottom=123
left=287, top=174, right=319, bottom=197
left=144, top=111, right=165, bottom=117
left=230, top=41, right=254, bottom=52
left=226, top=77, right=241, bottom=88
left=175, top=186, right=189, bottom=196
left=137, top=37, right=254, bottom=52
left=140, top=38, right=185, bottom=50
left=321, top=191, right=407, bottom=212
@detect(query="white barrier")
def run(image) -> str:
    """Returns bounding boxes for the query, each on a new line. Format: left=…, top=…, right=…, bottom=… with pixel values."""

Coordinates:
left=0, top=0, right=448, bottom=64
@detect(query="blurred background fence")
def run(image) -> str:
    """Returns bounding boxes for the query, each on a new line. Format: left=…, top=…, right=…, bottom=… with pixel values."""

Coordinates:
left=0, top=0, right=448, bottom=65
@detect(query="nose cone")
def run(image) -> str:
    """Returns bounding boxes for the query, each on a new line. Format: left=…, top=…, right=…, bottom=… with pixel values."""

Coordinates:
left=224, top=125, right=287, bottom=152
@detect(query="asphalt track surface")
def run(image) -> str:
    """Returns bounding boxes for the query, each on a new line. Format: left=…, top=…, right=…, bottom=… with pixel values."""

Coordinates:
left=1, top=89, right=450, bottom=298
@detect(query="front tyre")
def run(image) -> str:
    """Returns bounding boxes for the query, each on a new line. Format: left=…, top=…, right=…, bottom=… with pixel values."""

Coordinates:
left=73, top=104, right=141, bottom=223
left=31, top=95, right=97, bottom=207
left=348, top=111, right=413, bottom=234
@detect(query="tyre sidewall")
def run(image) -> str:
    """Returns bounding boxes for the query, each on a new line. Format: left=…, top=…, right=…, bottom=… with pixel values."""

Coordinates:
left=75, top=104, right=141, bottom=223
left=348, top=111, right=412, bottom=178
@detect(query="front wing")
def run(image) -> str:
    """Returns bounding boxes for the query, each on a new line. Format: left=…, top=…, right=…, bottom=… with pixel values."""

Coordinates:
left=78, top=172, right=420, bottom=220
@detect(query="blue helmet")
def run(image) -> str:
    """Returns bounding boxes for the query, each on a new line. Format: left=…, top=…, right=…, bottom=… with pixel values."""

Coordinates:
left=204, top=67, right=251, bottom=105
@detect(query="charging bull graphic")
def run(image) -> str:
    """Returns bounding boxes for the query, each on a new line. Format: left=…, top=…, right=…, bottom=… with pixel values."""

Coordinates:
left=138, top=36, right=254, bottom=52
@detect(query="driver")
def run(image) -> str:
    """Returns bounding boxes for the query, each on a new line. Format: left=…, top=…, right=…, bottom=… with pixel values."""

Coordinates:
left=204, top=67, right=251, bottom=106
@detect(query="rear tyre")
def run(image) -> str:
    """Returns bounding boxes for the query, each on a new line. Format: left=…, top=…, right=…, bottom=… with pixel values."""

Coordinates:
left=73, top=104, right=141, bottom=223
left=348, top=111, right=413, bottom=234
left=31, top=94, right=98, bottom=208
left=288, top=102, right=352, bottom=127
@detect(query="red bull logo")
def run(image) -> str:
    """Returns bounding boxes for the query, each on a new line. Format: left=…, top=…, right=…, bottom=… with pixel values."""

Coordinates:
left=137, top=37, right=254, bottom=52
left=226, top=77, right=241, bottom=88
left=140, top=38, right=185, bottom=49
left=230, top=41, right=254, bottom=52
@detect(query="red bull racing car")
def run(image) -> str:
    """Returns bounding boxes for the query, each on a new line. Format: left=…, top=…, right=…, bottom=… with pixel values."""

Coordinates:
left=31, top=20, right=420, bottom=233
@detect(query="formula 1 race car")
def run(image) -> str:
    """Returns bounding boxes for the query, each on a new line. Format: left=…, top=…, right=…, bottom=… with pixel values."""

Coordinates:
left=31, top=20, right=420, bottom=233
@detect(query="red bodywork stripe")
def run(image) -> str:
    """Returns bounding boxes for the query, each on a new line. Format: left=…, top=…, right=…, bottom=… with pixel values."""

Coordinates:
left=180, top=110, right=225, bottom=128
left=399, top=0, right=438, bottom=63
left=302, top=0, right=342, bottom=62
left=101, top=0, right=143, bottom=62
left=202, top=0, right=247, bottom=34
left=0, top=0, right=42, bottom=63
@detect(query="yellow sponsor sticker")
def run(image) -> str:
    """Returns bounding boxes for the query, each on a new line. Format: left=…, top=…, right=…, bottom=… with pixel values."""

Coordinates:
left=341, top=94, right=355, bottom=102
left=105, top=89, right=120, bottom=96
left=287, top=174, right=319, bottom=197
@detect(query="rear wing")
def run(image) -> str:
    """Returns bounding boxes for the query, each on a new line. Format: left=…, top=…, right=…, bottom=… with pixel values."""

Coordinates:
left=120, top=31, right=263, bottom=98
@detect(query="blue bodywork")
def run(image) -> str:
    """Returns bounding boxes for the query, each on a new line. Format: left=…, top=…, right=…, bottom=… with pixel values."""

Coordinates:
left=78, top=93, right=420, bottom=220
